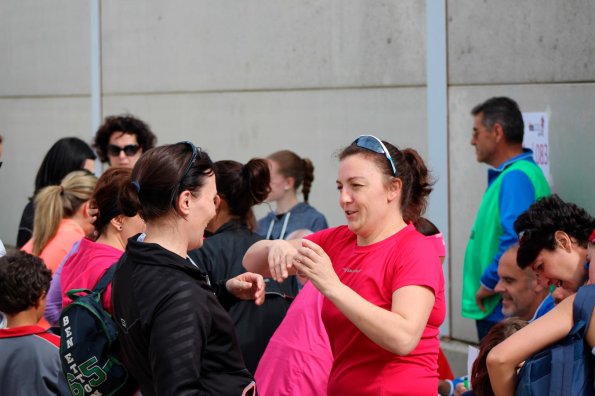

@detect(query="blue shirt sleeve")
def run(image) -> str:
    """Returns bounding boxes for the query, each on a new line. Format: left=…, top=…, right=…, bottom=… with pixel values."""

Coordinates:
left=480, top=170, right=536, bottom=290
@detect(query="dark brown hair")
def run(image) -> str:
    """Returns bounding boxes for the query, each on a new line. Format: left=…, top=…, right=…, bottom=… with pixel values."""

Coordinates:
left=92, top=167, right=141, bottom=235
left=471, top=317, right=528, bottom=396
left=413, top=217, right=440, bottom=237
left=339, top=140, right=433, bottom=223
left=268, top=150, right=315, bottom=203
left=94, top=114, right=157, bottom=163
left=515, top=194, right=595, bottom=269
left=0, top=251, right=52, bottom=314
left=131, top=143, right=214, bottom=222
left=213, top=159, right=270, bottom=231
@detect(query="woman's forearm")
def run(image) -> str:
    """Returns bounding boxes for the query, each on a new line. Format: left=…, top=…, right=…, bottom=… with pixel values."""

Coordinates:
left=324, top=283, right=434, bottom=356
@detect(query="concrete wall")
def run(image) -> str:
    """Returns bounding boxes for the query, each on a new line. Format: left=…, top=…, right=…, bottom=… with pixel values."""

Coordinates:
left=0, top=0, right=427, bottom=244
left=448, top=0, right=595, bottom=342
left=1, top=0, right=594, bottom=344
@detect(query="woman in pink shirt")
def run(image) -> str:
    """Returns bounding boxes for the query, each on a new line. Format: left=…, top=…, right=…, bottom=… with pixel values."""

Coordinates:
left=58, top=167, right=145, bottom=314
left=245, top=135, right=445, bottom=395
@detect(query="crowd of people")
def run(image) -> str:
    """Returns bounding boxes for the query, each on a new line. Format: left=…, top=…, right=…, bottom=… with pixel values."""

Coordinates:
left=0, top=96, right=593, bottom=396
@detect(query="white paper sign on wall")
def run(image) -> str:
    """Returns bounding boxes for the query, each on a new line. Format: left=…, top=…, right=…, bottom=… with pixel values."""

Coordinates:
left=522, top=112, right=550, bottom=183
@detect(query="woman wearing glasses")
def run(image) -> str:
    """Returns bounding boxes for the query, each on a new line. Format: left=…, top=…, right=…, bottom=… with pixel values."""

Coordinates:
left=93, top=114, right=156, bottom=168
left=244, top=135, right=445, bottom=395
left=112, top=142, right=264, bottom=396
left=256, top=150, right=328, bottom=240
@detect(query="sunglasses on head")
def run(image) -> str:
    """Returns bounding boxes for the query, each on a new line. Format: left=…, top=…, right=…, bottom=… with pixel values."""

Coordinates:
left=353, top=135, right=397, bottom=177
left=178, top=141, right=202, bottom=183
left=518, top=229, right=535, bottom=245
left=107, top=144, right=141, bottom=157
left=171, top=141, right=202, bottom=203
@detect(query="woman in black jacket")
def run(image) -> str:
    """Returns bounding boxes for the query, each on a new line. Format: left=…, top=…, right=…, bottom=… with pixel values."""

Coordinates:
left=112, top=142, right=264, bottom=396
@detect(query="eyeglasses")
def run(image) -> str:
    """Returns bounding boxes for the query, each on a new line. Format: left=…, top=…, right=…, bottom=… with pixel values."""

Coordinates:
left=353, top=135, right=397, bottom=177
left=107, top=144, right=141, bottom=157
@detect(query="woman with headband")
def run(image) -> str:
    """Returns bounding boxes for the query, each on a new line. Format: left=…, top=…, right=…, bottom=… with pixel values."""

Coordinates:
left=112, top=142, right=264, bottom=396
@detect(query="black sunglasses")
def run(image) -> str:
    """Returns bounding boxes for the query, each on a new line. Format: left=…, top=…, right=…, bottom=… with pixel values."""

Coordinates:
left=171, top=141, right=202, bottom=203
left=178, top=141, right=201, bottom=184
left=107, top=144, right=141, bottom=157
left=353, top=135, right=397, bottom=177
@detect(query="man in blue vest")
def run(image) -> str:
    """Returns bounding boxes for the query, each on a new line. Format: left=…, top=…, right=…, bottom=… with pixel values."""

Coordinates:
left=461, top=97, right=550, bottom=340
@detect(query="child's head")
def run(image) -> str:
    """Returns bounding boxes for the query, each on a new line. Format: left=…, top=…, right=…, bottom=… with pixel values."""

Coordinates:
left=471, top=317, right=528, bottom=395
left=0, top=251, right=52, bottom=319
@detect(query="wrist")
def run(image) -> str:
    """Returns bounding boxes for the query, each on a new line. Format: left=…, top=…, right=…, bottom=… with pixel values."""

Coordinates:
left=323, top=281, right=346, bottom=301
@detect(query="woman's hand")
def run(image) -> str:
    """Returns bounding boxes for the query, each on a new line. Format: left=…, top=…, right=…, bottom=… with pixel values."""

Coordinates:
left=267, top=240, right=299, bottom=282
left=226, top=272, right=266, bottom=305
left=292, top=239, right=342, bottom=297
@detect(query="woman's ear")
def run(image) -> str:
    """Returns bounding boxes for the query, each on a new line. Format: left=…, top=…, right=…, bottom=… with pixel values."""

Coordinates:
left=176, top=190, right=193, bottom=215
left=215, top=194, right=222, bottom=211
left=285, top=177, right=296, bottom=191
left=554, top=230, right=572, bottom=252
left=110, top=215, right=125, bottom=232
left=386, top=178, right=402, bottom=202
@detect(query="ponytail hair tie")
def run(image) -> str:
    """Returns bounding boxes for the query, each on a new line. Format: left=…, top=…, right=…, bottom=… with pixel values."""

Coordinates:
left=59, top=185, right=65, bottom=196
left=132, top=180, right=141, bottom=193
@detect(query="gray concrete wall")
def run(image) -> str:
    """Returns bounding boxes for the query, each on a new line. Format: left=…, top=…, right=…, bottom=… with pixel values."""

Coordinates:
left=448, top=0, right=595, bottom=342
left=1, top=0, right=594, bottom=346
left=0, top=0, right=427, bottom=244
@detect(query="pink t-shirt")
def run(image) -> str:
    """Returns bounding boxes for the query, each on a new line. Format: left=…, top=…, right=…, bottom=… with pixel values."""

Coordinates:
left=60, top=237, right=122, bottom=313
left=22, top=218, right=85, bottom=274
left=310, top=224, right=445, bottom=396
left=255, top=281, right=332, bottom=396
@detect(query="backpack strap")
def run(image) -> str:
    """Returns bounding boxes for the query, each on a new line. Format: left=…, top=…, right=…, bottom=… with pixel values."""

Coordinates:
left=573, top=284, right=595, bottom=328
left=93, top=262, right=118, bottom=294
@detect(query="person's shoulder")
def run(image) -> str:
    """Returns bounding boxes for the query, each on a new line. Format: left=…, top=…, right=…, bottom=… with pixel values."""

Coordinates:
left=388, top=225, right=435, bottom=256
left=307, top=225, right=353, bottom=246
left=258, top=211, right=275, bottom=224
left=0, top=326, right=60, bottom=349
left=32, top=330, right=61, bottom=349
left=294, top=202, right=325, bottom=217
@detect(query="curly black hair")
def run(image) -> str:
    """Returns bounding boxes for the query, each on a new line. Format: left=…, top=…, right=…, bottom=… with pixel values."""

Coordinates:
left=515, top=194, right=595, bottom=268
left=0, top=251, right=52, bottom=314
left=93, top=114, right=157, bottom=163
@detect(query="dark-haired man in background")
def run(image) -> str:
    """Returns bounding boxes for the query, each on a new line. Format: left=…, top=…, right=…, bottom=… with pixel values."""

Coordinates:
left=461, top=97, right=550, bottom=340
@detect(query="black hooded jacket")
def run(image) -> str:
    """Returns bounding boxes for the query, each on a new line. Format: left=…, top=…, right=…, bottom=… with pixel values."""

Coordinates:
left=112, top=236, right=254, bottom=396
